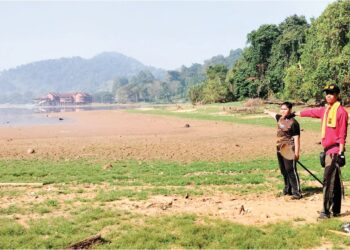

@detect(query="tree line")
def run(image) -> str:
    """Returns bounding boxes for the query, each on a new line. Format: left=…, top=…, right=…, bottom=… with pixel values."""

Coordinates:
left=189, top=0, right=350, bottom=104
left=111, top=49, right=242, bottom=103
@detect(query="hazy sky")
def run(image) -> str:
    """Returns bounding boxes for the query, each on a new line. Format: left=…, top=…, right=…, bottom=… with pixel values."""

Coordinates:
left=0, top=0, right=333, bottom=71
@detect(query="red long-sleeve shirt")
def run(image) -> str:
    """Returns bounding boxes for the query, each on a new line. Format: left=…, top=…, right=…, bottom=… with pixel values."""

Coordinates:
left=300, top=106, right=348, bottom=154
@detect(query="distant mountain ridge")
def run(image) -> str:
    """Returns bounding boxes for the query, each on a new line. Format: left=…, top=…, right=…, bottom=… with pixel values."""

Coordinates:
left=0, top=49, right=243, bottom=103
left=0, top=52, right=166, bottom=95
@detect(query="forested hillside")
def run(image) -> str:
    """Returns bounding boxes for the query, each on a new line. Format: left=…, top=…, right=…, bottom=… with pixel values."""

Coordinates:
left=0, top=48, right=242, bottom=104
left=190, top=0, right=350, bottom=104
left=113, top=49, right=242, bottom=103
left=0, top=52, right=165, bottom=103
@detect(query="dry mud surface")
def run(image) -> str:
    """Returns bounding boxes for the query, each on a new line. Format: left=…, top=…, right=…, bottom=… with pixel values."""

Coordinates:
left=1, top=110, right=348, bottom=226
left=0, top=110, right=322, bottom=162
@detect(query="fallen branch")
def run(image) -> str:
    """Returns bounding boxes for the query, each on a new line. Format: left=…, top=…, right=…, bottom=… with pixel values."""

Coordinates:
left=67, top=234, right=109, bottom=249
left=0, top=183, right=43, bottom=187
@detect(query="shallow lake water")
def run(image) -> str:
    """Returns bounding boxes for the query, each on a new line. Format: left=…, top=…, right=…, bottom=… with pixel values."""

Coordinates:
left=0, top=104, right=140, bottom=126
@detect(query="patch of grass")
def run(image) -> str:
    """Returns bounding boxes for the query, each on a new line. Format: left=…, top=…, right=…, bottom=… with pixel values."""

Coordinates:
left=0, top=189, right=25, bottom=198
left=30, top=199, right=60, bottom=214
left=127, top=104, right=322, bottom=132
left=1, top=207, right=350, bottom=249
left=0, top=158, right=275, bottom=187
left=96, top=189, right=149, bottom=202
left=0, top=204, right=23, bottom=215
left=106, top=214, right=350, bottom=249
left=0, top=207, right=135, bottom=249
left=0, top=155, right=331, bottom=196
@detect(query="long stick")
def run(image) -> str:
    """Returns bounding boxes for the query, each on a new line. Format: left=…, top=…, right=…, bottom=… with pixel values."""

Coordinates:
left=297, top=161, right=323, bottom=186
left=0, top=183, right=43, bottom=187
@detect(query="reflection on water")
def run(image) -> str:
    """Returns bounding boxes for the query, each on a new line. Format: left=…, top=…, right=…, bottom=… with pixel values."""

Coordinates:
left=0, top=104, right=140, bottom=127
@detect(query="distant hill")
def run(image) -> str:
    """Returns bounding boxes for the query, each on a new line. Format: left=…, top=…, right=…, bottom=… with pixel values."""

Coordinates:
left=203, top=49, right=243, bottom=69
left=0, top=52, right=166, bottom=96
left=0, top=49, right=243, bottom=104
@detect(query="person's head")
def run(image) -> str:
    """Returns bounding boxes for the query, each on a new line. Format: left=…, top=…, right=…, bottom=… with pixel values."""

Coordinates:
left=323, top=83, right=340, bottom=105
left=280, top=101, right=293, bottom=117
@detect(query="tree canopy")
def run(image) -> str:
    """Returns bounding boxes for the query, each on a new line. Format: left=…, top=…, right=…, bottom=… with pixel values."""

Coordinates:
left=191, top=0, right=350, bottom=104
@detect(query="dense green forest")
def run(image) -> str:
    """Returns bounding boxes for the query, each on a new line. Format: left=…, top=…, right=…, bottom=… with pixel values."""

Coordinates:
left=190, top=0, right=350, bottom=104
left=112, top=49, right=242, bottom=103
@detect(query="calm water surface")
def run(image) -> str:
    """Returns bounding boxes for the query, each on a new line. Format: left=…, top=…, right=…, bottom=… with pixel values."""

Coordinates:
left=0, top=104, right=140, bottom=127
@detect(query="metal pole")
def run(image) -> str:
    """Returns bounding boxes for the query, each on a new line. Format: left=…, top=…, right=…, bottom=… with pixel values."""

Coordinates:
left=297, top=161, right=323, bottom=186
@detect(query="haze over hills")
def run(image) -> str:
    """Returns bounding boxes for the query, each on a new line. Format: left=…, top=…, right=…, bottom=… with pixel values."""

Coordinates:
left=0, top=52, right=165, bottom=96
left=0, top=49, right=242, bottom=103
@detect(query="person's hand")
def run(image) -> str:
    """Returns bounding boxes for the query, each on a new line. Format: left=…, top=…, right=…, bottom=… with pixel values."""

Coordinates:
left=294, top=153, right=300, bottom=161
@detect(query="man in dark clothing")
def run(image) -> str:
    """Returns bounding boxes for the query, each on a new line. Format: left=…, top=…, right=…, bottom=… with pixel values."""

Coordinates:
left=265, top=102, right=302, bottom=199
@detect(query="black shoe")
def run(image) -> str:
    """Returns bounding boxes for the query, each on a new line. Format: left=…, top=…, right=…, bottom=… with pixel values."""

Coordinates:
left=283, top=190, right=292, bottom=195
left=277, top=191, right=290, bottom=197
left=318, top=212, right=330, bottom=220
left=291, top=193, right=302, bottom=200
left=333, top=213, right=341, bottom=217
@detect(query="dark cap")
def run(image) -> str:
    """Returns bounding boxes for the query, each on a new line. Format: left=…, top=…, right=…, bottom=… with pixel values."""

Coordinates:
left=323, top=83, right=340, bottom=94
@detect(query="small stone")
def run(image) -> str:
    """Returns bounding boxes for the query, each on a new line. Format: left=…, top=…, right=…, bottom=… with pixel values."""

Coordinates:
left=27, top=148, right=35, bottom=154
left=184, top=124, right=190, bottom=128
left=58, top=117, right=64, bottom=121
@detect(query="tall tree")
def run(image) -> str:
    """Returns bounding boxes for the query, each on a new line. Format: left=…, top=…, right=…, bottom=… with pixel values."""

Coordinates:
left=300, top=0, right=350, bottom=101
left=202, top=65, right=230, bottom=103
left=267, top=15, right=309, bottom=94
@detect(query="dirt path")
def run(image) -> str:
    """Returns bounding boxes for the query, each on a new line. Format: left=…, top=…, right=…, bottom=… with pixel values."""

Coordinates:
left=0, top=110, right=322, bottom=162
left=114, top=192, right=350, bottom=225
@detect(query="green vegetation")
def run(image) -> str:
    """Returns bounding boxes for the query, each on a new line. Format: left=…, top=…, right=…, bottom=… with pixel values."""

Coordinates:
left=2, top=153, right=350, bottom=196
left=1, top=208, right=350, bottom=249
left=2, top=152, right=350, bottom=248
left=113, top=49, right=242, bottom=103
left=108, top=215, right=348, bottom=249
left=128, top=104, right=322, bottom=132
left=0, top=158, right=278, bottom=186
left=191, top=1, right=350, bottom=104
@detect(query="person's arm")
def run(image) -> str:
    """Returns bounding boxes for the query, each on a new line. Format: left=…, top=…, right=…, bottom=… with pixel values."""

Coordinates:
left=293, top=135, right=300, bottom=161
left=338, top=110, right=348, bottom=154
left=264, top=109, right=277, bottom=119
left=297, top=108, right=324, bottom=119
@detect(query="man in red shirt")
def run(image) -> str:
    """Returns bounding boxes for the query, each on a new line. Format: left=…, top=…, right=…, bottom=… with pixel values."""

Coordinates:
left=296, top=83, right=348, bottom=219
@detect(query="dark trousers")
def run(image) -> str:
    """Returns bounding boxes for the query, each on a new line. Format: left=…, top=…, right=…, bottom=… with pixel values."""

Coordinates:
left=277, top=152, right=301, bottom=195
left=323, top=154, right=342, bottom=215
